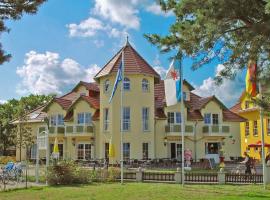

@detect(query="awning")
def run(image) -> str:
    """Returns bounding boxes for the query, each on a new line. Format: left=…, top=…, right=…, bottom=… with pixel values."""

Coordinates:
left=248, top=141, right=270, bottom=148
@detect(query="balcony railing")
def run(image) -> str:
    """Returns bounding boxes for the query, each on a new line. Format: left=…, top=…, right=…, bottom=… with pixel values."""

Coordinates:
left=65, top=124, right=94, bottom=135
left=165, top=124, right=194, bottom=135
left=49, top=126, right=65, bottom=135
left=202, top=125, right=230, bottom=135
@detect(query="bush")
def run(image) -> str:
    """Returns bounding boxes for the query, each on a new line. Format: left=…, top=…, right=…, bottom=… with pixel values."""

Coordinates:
left=47, top=160, right=91, bottom=185
left=0, top=156, right=16, bottom=164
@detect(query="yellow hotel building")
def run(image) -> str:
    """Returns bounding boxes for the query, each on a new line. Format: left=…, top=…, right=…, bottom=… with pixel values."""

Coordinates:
left=231, top=91, right=270, bottom=160
left=15, top=41, right=246, bottom=164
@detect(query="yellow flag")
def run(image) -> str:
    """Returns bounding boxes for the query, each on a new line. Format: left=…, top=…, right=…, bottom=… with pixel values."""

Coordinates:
left=53, top=137, right=59, bottom=154
left=109, top=139, right=115, bottom=158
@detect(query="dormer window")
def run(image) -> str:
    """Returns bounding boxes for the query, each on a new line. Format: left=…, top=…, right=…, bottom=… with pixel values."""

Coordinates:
left=123, top=77, right=130, bottom=91
left=50, top=114, right=64, bottom=126
left=104, top=79, right=110, bottom=93
left=142, top=79, right=149, bottom=92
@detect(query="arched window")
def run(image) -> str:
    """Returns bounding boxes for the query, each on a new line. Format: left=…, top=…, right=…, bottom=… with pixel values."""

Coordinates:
left=104, top=79, right=110, bottom=93
left=123, top=77, right=130, bottom=91
left=142, top=79, right=149, bottom=92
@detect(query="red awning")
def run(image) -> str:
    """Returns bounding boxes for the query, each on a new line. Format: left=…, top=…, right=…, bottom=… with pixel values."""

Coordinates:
left=248, top=141, right=270, bottom=148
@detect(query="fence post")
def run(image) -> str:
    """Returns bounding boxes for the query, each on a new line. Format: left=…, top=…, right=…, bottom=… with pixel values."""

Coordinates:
left=136, top=167, right=143, bottom=182
left=175, top=167, right=182, bottom=184
left=265, top=163, right=270, bottom=184
left=217, top=172, right=226, bottom=184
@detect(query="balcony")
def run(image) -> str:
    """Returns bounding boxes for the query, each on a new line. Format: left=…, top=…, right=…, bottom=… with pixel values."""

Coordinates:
left=49, top=126, right=65, bottom=135
left=65, top=124, right=94, bottom=136
left=165, top=124, right=194, bottom=136
left=202, top=125, right=230, bottom=136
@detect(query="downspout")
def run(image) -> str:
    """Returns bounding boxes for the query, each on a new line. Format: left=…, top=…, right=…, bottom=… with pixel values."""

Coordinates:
left=194, top=120, right=198, bottom=162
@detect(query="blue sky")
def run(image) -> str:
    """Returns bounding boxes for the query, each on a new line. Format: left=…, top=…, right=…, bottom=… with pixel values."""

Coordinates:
left=0, top=0, right=245, bottom=107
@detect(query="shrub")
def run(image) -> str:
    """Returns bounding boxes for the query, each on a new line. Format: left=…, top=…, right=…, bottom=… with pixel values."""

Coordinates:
left=47, top=160, right=91, bottom=185
left=107, top=167, right=120, bottom=182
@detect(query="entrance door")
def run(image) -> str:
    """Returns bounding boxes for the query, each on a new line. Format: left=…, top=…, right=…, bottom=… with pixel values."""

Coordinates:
left=205, top=142, right=220, bottom=163
left=171, top=143, right=176, bottom=159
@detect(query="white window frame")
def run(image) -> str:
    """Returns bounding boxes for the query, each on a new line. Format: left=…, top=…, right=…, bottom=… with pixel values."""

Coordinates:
left=104, top=108, right=109, bottom=131
left=123, top=143, right=130, bottom=160
left=142, top=79, right=149, bottom=92
left=50, top=114, right=64, bottom=126
left=204, top=113, right=219, bottom=125
left=77, top=112, right=92, bottom=125
left=123, top=77, right=130, bottom=91
left=77, top=143, right=92, bottom=160
left=212, top=114, right=219, bottom=125
left=104, top=79, right=110, bottom=93
left=167, top=112, right=181, bottom=124
left=122, top=107, right=130, bottom=131
left=142, top=142, right=149, bottom=159
left=142, top=107, right=150, bottom=131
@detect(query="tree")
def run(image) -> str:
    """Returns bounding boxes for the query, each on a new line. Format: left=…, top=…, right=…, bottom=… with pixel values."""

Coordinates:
left=145, top=0, right=270, bottom=85
left=0, top=94, right=53, bottom=157
left=0, top=0, right=46, bottom=65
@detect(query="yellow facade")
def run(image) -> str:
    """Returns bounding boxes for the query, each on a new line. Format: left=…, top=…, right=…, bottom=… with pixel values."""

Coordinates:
left=237, top=93, right=270, bottom=160
left=15, top=43, right=244, bottom=164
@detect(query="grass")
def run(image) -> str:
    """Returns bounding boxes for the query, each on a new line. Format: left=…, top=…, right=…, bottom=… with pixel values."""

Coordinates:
left=1, top=183, right=270, bottom=200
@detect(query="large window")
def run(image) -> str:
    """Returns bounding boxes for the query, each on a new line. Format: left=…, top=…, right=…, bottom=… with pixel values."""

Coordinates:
left=245, top=122, right=250, bottom=136
left=77, top=144, right=91, bottom=160
left=122, top=107, right=130, bottom=131
left=123, top=77, right=130, bottom=91
left=104, top=79, right=110, bottom=93
left=253, top=120, right=258, bottom=136
left=104, top=108, right=109, bottom=131
left=142, top=79, right=149, bottom=92
left=212, top=114, right=219, bottom=125
left=142, top=107, right=149, bottom=131
left=142, top=143, right=149, bottom=159
left=30, top=144, right=37, bottom=159
left=167, top=112, right=181, bottom=124
left=204, top=113, right=219, bottom=124
left=205, top=142, right=220, bottom=154
left=77, top=112, right=92, bottom=124
left=123, top=143, right=130, bottom=161
left=204, top=113, right=211, bottom=124
left=50, top=114, right=64, bottom=126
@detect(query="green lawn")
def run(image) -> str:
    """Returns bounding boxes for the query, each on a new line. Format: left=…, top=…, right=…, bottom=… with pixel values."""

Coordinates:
left=1, top=183, right=270, bottom=200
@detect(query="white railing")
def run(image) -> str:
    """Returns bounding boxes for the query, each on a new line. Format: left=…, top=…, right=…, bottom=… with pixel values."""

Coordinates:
left=65, top=124, right=94, bottom=136
left=165, top=124, right=195, bottom=135
left=202, top=124, right=230, bottom=135
left=49, top=126, right=65, bottom=135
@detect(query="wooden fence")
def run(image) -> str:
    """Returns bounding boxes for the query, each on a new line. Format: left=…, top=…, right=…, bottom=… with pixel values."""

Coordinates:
left=142, top=172, right=175, bottom=182
left=225, top=174, right=263, bottom=184
left=185, top=173, right=218, bottom=183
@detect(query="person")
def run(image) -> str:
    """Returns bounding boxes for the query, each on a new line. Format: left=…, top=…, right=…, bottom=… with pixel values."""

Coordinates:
left=266, top=152, right=270, bottom=165
left=240, top=152, right=252, bottom=174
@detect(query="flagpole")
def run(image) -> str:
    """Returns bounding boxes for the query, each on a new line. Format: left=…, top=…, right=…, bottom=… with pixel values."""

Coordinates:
left=178, top=53, right=185, bottom=186
left=258, top=82, right=266, bottom=189
left=120, top=51, right=124, bottom=185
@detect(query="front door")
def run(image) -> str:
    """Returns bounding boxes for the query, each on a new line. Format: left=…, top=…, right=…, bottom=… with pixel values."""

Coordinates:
left=171, top=143, right=176, bottom=159
left=205, top=142, right=220, bottom=163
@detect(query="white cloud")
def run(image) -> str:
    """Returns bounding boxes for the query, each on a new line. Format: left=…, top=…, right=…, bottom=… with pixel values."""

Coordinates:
left=93, top=0, right=141, bottom=30
left=193, top=64, right=244, bottom=107
left=16, top=51, right=101, bottom=95
left=0, top=100, right=7, bottom=104
left=67, top=17, right=105, bottom=37
left=146, top=3, right=173, bottom=17
left=153, top=55, right=167, bottom=79
left=93, top=40, right=105, bottom=48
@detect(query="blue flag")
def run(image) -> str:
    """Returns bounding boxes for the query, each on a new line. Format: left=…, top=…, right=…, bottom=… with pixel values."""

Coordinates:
left=109, top=59, right=123, bottom=103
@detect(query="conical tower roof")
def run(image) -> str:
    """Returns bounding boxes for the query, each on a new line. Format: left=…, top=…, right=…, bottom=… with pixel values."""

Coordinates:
left=94, top=39, right=160, bottom=83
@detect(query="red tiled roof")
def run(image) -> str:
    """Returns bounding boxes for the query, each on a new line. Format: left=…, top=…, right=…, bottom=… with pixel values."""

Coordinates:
left=222, top=110, right=246, bottom=122
left=54, top=98, right=72, bottom=110
left=94, top=41, right=160, bottom=82
left=154, top=80, right=165, bottom=108
left=60, top=92, right=80, bottom=101
left=92, top=109, right=100, bottom=121
left=230, top=102, right=242, bottom=113
left=80, top=95, right=100, bottom=109
left=79, top=81, right=100, bottom=92
left=187, top=110, right=203, bottom=121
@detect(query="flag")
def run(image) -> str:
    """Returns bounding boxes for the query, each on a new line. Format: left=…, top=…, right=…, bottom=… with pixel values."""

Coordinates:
left=109, top=53, right=123, bottom=103
left=164, top=59, right=182, bottom=106
left=109, top=138, right=115, bottom=158
left=246, top=60, right=257, bottom=97
left=52, top=137, right=59, bottom=159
